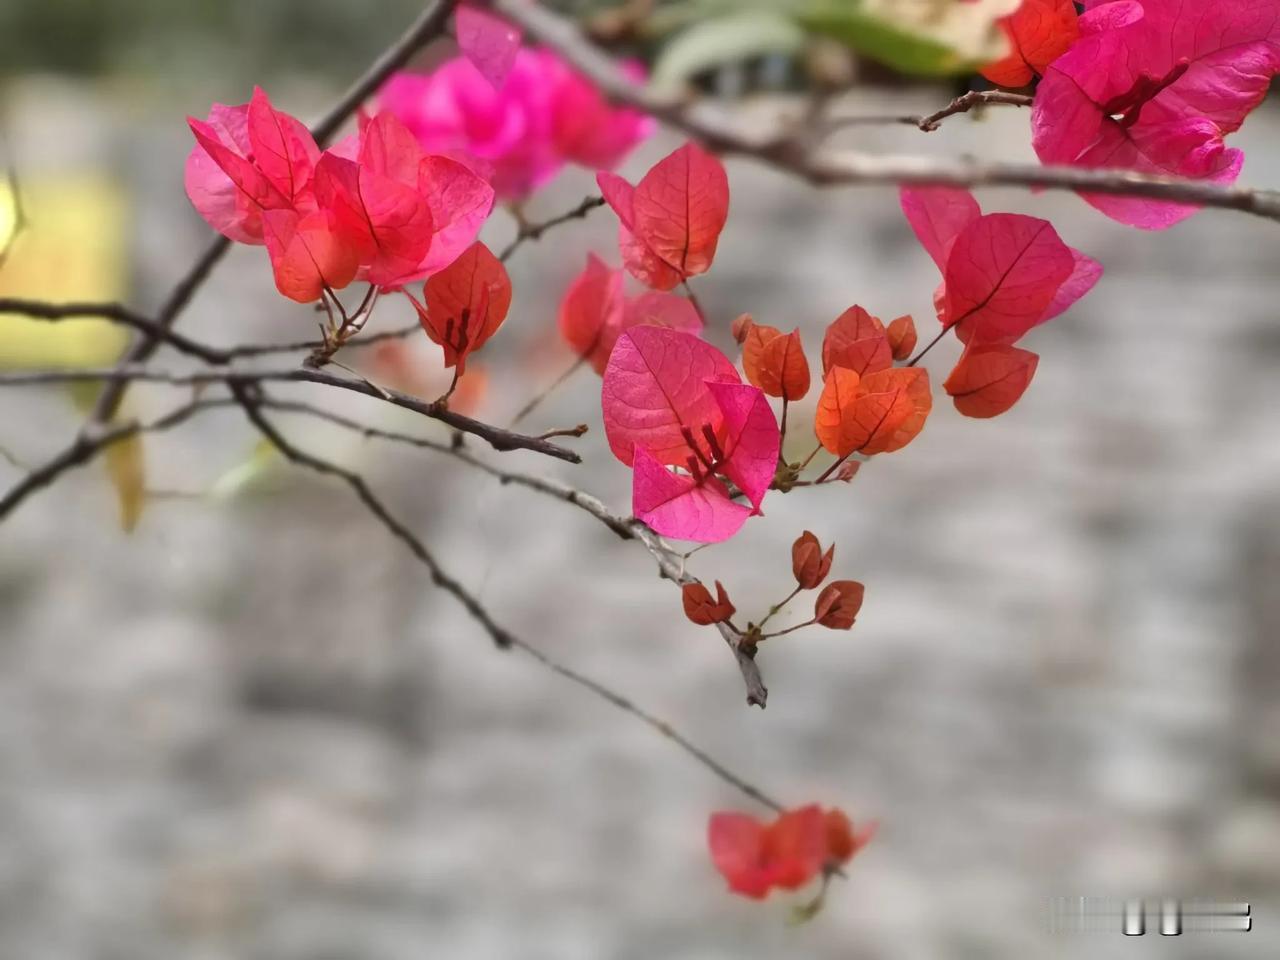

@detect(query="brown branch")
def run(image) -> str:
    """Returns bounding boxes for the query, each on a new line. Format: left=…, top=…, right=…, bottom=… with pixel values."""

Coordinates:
left=235, top=387, right=782, bottom=810
left=495, top=0, right=1280, bottom=223
left=0, top=296, right=423, bottom=363
left=0, top=297, right=230, bottom=363
left=258, top=397, right=769, bottom=706
left=0, top=365, right=583, bottom=462
left=497, top=195, right=606, bottom=262
left=220, top=321, right=420, bottom=360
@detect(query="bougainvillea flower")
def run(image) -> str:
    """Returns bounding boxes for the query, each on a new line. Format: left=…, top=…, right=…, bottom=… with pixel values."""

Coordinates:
left=741, top=323, right=810, bottom=401
left=380, top=50, right=652, bottom=201
left=186, top=92, right=495, bottom=302
left=558, top=254, right=701, bottom=374
left=1032, top=0, right=1280, bottom=229
left=899, top=187, right=1101, bottom=345
left=455, top=3, right=521, bottom=89
left=597, top=141, right=730, bottom=291
left=602, top=327, right=779, bottom=543
left=943, top=343, right=1040, bottom=418
left=815, top=366, right=932, bottom=457
left=407, top=240, right=511, bottom=373
left=980, top=0, right=1079, bottom=88
left=707, top=804, right=873, bottom=900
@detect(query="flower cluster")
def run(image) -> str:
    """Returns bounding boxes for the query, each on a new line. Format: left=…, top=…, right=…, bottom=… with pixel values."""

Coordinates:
left=185, top=88, right=495, bottom=302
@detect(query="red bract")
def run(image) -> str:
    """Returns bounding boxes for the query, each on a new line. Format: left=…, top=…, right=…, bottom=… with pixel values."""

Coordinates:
left=602, top=327, right=779, bottom=543
left=1032, top=0, right=1280, bottom=229
left=742, top=324, right=810, bottom=401
left=558, top=254, right=701, bottom=374
left=707, top=804, right=872, bottom=900
left=814, top=580, right=865, bottom=629
left=980, top=0, right=1079, bottom=88
left=455, top=4, right=521, bottom=89
left=408, top=241, right=511, bottom=373
left=597, top=142, right=730, bottom=291
left=901, top=186, right=1101, bottom=344
left=682, top=580, right=736, bottom=625
left=260, top=208, right=360, bottom=304
left=943, top=213, right=1075, bottom=345
left=792, top=531, right=834, bottom=590
left=186, top=93, right=298, bottom=245
left=944, top=344, right=1040, bottom=418
left=900, top=186, right=1100, bottom=417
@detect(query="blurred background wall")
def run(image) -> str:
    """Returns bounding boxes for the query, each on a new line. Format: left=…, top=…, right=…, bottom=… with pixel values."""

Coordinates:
left=1, top=3, right=1279, bottom=959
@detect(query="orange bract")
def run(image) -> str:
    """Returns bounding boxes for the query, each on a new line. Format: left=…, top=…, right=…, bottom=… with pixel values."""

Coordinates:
left=821, top=305, right=893, bottom=377
left=743, top=324, right=810, bottom=401
left=814, top=366, right=931, bottom=457
left=944, top=344, right=1039, bottom=418
left=981, top=0, right=1080, bottom=88
left=886, top=314, right=917, bottom=361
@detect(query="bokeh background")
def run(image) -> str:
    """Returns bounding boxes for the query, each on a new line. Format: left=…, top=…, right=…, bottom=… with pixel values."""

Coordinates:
left=2, top=3, right=1279, bottom=958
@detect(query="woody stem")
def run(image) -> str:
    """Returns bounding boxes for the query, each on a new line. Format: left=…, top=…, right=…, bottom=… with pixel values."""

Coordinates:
left=681, top=278, right=707, bottom=324
left=760, top=617, right=819, bottom=641
left=906, top=326, right=948, bottom=367
left=798, top=442, right=824, bottom=472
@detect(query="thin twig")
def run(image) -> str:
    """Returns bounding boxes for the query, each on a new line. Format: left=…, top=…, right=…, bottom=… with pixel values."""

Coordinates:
left=498, top=195, right=606, bottom=262
left=0, top=365, right=583, bottom=462
left=511, top=355, right=587, bottom=425
left=495, top=0, right=1280, bottom=222
left=0, top=298, right=230, bottom=362
left=817, top=90, right=1034, bottom=135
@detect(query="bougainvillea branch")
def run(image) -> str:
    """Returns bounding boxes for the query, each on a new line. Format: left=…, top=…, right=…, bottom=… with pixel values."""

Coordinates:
left=494, top=0, right=1280, bottom=223
left=233, top=387, right=782, bottom=810
left=0, top=364, right=583, bottom=461
left=249, top=395, right=769, bottom=704
left=497, top=194, right=605, bottom=262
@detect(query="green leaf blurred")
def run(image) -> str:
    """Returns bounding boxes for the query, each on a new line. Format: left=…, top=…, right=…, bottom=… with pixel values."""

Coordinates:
left=652, top=10, right=805, bottom=92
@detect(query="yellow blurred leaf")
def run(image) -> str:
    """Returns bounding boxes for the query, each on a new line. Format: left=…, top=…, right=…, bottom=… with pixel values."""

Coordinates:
left=103, top=430, right=146, bottom=533
left=0, top=174, right=130, bottom=369
left=210, top=438, right=282, bottom=500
